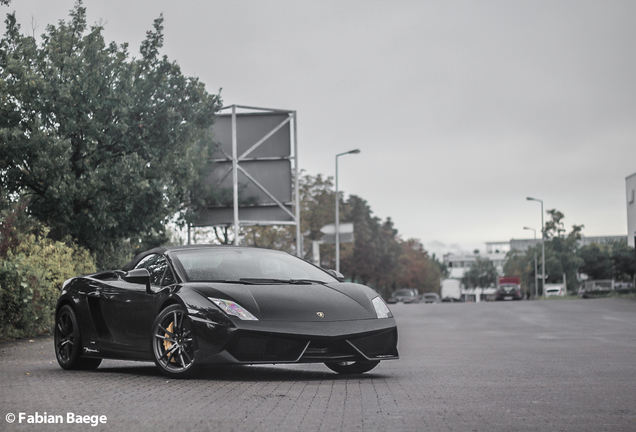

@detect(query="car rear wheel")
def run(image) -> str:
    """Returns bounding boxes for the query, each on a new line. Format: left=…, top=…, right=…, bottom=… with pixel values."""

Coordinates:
left=54, top=305, right=102, bottom=370
left=152, top=304, right=198, bottom=378
left=324, top=360, right=380, bottom=374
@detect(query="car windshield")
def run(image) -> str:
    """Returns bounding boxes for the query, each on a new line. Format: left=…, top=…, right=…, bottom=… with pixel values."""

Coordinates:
left=394, top=289, right=415, bottom=297
left=171, top=248, right=338, bottom=283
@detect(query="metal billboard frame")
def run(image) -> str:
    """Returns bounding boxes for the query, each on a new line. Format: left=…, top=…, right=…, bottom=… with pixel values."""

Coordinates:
left=212, top=104, right=301, bottom=256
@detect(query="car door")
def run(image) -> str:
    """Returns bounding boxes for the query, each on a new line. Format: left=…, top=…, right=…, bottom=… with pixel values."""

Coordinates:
left=99, top=254, right=171, bottom=352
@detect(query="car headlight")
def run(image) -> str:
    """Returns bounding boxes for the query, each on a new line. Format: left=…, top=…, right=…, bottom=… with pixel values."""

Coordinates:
left=372, top=296, right=392, bottom=319
left=208, top=298, right=258, bottom=321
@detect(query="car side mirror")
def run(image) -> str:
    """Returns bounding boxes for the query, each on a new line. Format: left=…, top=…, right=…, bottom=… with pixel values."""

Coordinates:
left=325, top=269, right=345, bottom=282
left=124, top=268, right=152, bottom=294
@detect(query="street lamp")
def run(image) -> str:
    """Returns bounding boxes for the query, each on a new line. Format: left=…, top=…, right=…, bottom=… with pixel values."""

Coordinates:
left=527, top=197, right=545, bottom=297
left=335, top=149, right=361, bottom=273
left=524, top=226, right=538, bottom=299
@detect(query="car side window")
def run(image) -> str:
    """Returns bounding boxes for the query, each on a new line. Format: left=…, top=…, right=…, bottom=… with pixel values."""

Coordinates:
left=162, top=266, right=176, bottom=286
left=135, top=254, right=169, bottom=286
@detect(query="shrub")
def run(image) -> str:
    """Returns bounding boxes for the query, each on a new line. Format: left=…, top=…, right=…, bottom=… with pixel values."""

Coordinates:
left=0, top=230, right=95, bottom=339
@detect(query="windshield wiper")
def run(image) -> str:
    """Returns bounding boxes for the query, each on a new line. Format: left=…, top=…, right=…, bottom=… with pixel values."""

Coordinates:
left=239, top=278, right=327, bottom=285
left=290, top=279, right=329, bottom=285
left=200, top=279, right=255, bottom=285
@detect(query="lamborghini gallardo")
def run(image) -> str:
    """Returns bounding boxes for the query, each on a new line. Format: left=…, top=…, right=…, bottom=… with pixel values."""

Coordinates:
left=54, top=245, right=398, bottom=378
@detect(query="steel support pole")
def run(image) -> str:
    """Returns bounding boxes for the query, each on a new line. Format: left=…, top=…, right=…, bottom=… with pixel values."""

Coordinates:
left=524, top=226, right=538, bottom=299
left=232, top=105, right=239, bottom=246
left=541, top=201, right=545, bottom=296
left=335, top=149, right=360, bottom=272
left=527, top=197, right=545, bottom=296
left=335, top=154, right=340, bottom=272
left=293, top=112, right=301, bottom=257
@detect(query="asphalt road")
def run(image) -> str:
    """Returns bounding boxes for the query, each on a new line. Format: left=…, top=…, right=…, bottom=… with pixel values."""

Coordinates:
left=2, top=297, right=636, bottom=432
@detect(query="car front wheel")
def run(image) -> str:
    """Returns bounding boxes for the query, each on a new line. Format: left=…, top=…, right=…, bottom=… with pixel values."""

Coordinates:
left=152, top=304, right=198, bottom=378
left=54, top=305, right=102, bottom=370
left=324, top=360, right=380, bottom=374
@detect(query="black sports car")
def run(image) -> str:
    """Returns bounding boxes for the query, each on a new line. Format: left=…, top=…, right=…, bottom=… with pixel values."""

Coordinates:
left=54, top=245, right=398, bottom=378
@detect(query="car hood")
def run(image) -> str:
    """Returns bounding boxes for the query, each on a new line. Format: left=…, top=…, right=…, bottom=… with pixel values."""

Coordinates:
left=188, top=282, right=377, bottom=322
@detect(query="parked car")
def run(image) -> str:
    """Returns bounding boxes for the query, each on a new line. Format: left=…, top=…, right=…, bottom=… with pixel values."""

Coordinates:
left=544, top=284, right=565, bottom=297
left=495, top=285, right=522, bottom=301
left=421, top=293, right=441, bottom=303
left=54, top=245, right=399, bottom=378
left=387, top=288, right=419, bottom=304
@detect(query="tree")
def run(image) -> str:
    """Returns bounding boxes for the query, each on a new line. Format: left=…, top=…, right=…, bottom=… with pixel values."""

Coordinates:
left=579, top=243, right=613, bottom=280
left=579, top=240, right=635, bottom=282
left=397, top=238, right=442, bottom=293
left=505, top=210, right=583, bottom=295
left=610, top=240, right=636, bottom=281
left=543, top=210, right=583, bottom=292
left=340, top=196, right=402, bottom=295
left=503, top=248, right=536, bottom=296
left=0, top=2, right=222, bottom=268
left=461, top=257, right=498, bottom=288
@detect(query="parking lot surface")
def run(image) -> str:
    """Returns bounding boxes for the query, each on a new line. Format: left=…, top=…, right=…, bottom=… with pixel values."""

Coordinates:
left=2, top=297, right=636, bottom=431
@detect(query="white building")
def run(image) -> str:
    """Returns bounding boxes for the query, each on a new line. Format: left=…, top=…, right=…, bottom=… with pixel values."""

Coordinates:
left=444, top=251, right=507, bottom=279
left=444, top=235, right=628, bottom=280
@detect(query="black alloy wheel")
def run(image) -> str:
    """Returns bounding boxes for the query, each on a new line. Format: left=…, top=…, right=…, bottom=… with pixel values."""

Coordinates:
left=152, top=304, right=198, bottom=378
left=324, top=360, right=380, bottom=374
left=54, top=305, right=102, bottom=370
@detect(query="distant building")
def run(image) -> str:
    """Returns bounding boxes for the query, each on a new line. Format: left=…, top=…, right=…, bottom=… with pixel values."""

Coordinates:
left=627, top=172, right=636, bottom=247
left=444, top=251, right=507, bottom=279
left=509, top=238, right=541, bottom=252
left=578, top=235, right=628, bottom=247
left=444, top=235, right=628, bottom=279
left=510, top=235, right=626, bottom=251
left=485, top=241, right=510, bottom=254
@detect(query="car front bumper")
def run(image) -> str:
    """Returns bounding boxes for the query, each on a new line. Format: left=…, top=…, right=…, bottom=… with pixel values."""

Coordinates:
left=189, top=317, right=399, bottom=365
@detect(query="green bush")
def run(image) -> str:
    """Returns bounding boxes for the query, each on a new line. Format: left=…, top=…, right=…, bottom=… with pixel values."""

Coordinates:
left=0, top=230, right=95, bottom=340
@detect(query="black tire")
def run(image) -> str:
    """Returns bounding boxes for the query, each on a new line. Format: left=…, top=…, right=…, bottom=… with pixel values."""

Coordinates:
left=54, top=305, right=102, bottom=370
left=152, top=304, right=198, bottom=378
left=324, top=360, right=380, bottom=374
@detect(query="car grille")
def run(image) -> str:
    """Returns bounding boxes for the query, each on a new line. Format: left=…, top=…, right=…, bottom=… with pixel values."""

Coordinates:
left=225, top=328, right=398, bottom=363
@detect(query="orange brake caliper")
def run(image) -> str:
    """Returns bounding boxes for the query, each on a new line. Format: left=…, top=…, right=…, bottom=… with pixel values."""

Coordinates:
left=163, top=322, right=176, bottom=363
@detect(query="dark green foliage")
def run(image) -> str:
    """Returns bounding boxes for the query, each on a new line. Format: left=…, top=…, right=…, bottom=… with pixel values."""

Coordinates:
left=0, top=203, right=96, bottom=339
left=610, top=240, right=636, bottom=281
left=341, top=196, right=403, bottom=293
left=542, top=210, right=583, bottom=292
left=579, top=243, right=613, bottom=280
left=579, top=240, right=635, bottom=282
left=0, top=2, right=222, bottom=268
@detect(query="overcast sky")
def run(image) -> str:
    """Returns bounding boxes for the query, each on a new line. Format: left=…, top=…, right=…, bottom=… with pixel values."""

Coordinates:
left=4, top=0, right=636, bottom=257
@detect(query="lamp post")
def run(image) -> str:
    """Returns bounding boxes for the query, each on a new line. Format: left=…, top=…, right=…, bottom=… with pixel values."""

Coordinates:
left=335, top=149, right=360, bottom=273
left=527, top=197, right=545, bottom=297
left=524, top=226, right=538, bottom=299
